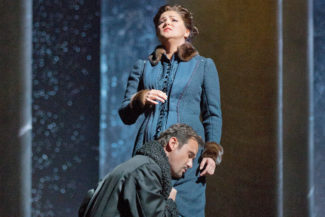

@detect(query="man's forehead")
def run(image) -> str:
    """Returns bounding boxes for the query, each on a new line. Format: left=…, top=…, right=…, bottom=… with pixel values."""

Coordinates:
left=184, top=138, right=199, bottom=153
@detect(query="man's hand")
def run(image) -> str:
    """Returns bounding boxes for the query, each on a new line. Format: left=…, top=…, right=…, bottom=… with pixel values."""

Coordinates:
left=199, top=157, right=216, bottom=176
left=168, top=188, right=177, bottom=201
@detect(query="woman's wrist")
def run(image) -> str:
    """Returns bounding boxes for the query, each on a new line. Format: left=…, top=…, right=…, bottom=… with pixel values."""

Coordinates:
left=130, top=89, right=150, bottom=110
left=202, top=142, right=224, bottom=165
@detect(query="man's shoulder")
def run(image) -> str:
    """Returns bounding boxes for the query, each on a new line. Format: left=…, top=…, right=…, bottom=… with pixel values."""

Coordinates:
left=109, top=155, right=160, bottom=179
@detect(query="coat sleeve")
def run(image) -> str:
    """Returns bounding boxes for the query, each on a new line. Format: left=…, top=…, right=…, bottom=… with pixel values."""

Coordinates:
left=121, top=165, right=178, bottom=217
left=118, top=59, right=146, bottom=125
left=201, top=58, right=222, bottom=144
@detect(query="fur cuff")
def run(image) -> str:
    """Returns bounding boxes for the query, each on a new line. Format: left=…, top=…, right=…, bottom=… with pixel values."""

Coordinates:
left=149, top=42, right=198, bottom=65
left=130, top=89, right=150, bottom=110
left=202, top=142, right=224, bottom=165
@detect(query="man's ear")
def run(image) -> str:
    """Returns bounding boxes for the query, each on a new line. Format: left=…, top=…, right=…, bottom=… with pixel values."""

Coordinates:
left=166, top=137, right=179, bottom=152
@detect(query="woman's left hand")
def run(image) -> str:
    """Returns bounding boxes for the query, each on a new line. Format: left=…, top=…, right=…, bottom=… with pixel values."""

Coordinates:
left=199, top=157, right=216, bottom=176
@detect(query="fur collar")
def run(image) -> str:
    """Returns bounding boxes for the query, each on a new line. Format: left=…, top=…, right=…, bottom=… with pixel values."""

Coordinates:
left=135, top=141, right=171, bottom=199
left=148, top=42, right=199, bottom=66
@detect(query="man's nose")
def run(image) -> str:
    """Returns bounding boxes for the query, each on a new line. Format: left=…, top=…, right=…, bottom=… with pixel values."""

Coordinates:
left=187, top=159, right=193, bottom=168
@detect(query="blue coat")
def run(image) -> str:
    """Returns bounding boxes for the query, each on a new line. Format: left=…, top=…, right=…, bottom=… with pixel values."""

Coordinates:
left=119, top=44, right=222, bottom=217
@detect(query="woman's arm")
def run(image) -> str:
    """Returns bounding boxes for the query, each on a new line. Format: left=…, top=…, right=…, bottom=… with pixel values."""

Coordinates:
left=118, top=60, right=147, bottom=125
left=200, top=58, right=223, bottom=166
left=119, top=60, right=168, bottom=125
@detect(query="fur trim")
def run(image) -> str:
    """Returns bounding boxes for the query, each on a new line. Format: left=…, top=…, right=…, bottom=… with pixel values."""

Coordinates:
left=136, top=141, right=172, bottom=199
left=130, top=89, right=150, bottom=110
left=202, top=142, right=224, bottom=165
left=177, top=42, right=198, bottom=61
left=149, top=46, right=165, bottom=66
left=149, top=42, right=198, bottom=65
left=166, top=199, right=178, bottom=216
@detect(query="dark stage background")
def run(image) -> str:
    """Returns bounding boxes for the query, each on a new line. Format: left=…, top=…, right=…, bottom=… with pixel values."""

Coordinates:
left=22, top=0, right=325, bottom=216
left=32, top=1, right=100, bottom=216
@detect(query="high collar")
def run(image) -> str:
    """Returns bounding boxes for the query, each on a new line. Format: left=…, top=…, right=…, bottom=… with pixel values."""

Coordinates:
left=135, top=141, right=171, bottom=199
left=148, top=42, right=199, bottom=66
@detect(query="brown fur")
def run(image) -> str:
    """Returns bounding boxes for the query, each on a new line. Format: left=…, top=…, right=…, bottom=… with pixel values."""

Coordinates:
left=202, top=142, right=224, bottom=164
left=149, top=42, right=198, bottom=65
left=130, top=89, right=150, bottom=110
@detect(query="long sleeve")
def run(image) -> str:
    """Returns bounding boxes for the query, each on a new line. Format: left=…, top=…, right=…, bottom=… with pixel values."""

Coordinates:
left=118, top=59, right=146, bottom=125
left=201, top=58, right=222, bottom=144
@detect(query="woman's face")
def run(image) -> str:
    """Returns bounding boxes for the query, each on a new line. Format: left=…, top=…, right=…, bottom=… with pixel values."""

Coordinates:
left=157, top=10, right=190, bottom=43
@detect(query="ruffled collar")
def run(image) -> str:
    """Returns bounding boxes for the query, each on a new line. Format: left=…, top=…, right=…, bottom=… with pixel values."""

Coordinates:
left=135, top=141, right=171, bottom=199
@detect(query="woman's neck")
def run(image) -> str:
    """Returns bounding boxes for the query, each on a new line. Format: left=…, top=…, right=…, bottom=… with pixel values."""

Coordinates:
left=162, top=38, right=186, bottom=59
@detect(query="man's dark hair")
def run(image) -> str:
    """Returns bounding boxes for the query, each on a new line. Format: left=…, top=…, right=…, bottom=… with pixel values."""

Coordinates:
left=157, top=123, right=203, bottom=148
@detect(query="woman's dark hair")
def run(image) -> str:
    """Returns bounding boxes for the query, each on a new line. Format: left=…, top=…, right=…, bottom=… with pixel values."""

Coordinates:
left=153, top=4, right=199, bottom=42
left=157, top=123, right=203, bottom=148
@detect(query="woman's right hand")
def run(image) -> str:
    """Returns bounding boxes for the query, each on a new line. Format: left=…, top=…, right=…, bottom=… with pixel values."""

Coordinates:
left=145, top=89, right=167, bottom=105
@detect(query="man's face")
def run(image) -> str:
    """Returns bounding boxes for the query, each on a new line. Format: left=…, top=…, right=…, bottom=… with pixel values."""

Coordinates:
left=167, top=138, right=199, bottom=179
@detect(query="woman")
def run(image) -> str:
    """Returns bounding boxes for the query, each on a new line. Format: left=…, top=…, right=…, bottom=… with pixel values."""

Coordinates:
left=119, top=4, right=223, bottom=217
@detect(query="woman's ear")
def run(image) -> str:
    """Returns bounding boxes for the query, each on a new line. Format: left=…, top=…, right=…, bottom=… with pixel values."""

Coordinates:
left=184, top=29, right=190, bottom=39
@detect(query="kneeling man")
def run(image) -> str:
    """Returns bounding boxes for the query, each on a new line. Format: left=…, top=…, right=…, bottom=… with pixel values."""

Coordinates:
left=79, top=123, right=203, bottom=217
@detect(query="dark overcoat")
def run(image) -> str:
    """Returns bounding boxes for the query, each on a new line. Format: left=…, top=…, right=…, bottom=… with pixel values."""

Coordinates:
left=79, top=141, right=177, bottom=217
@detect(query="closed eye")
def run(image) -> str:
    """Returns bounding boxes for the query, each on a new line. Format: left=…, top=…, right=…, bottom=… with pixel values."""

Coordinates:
left=188, top=152, right=195, bottom=159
